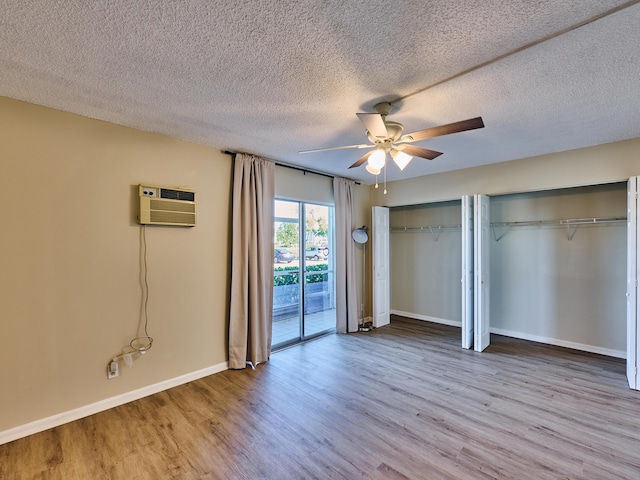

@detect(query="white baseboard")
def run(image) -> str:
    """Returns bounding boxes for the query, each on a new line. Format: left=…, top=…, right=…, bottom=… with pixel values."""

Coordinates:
left=0, top=361, right=228, bottom=446
left=490, top=327, right=626, bottom=359
left=391, top=310, right=461, bottom=328
left=389, top=310, right=625, bottom=359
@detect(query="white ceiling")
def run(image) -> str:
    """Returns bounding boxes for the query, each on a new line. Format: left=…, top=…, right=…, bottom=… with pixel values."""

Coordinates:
left=1, top=1, right=639, bottom=184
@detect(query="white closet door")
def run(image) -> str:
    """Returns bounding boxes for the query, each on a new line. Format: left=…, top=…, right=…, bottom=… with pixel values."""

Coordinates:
left=474, top=194, right=491, bottom=352
left=461, top=195, right=474, bottom=349
left=627, top=177, right=638, bottom=389
left=372, top=206, right=390, bottom=328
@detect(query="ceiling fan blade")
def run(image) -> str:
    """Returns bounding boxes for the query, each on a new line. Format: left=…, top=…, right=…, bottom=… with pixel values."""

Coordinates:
left=398, top=144, right=443, bottom=160
left=299, top=143, right=373, bottom=154
left=356, top=113, right=388, bottom=138
left=348, top=150, right=374, bottom=169
left=402, top=117, right=484, bottom=143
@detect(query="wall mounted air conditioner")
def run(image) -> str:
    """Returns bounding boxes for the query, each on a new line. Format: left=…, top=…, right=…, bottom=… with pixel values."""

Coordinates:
left=138, top=184, right=196, bottom=227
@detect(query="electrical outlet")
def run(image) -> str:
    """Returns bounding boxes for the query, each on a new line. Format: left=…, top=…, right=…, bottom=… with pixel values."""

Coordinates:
left=107, top=360, right=119, bottom=379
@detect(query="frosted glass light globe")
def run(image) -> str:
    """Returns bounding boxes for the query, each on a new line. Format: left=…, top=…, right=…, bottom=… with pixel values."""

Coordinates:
left=368, top=149, right=386, bottom=169
left=366, top=164, right=381, bottom=175
left=391, top=149, right=412, bottom=170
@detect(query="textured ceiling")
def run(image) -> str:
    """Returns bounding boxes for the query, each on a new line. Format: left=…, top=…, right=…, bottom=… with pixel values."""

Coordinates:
left=1, top=1, right=639, bottom=184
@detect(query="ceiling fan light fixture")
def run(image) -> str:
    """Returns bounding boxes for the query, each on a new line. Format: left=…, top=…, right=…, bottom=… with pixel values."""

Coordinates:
left=298, top=103, right=484, bottom=176
left=391, top=149, right=412, bottom=170
left=368, top=149, right=386, bottom=169
left=365, top=164, right=381, bottom=175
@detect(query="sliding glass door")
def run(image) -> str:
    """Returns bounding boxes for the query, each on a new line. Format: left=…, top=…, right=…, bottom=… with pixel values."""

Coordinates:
left=272, top=199, right=335, bottom=348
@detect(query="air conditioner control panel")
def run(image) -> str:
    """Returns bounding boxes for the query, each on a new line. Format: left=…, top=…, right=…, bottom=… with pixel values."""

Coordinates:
left=141, top=187, right=158, bottom=197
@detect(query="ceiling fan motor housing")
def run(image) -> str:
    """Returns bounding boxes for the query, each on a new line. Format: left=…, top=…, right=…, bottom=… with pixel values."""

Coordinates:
left=367, top=121, right=404, bottom=144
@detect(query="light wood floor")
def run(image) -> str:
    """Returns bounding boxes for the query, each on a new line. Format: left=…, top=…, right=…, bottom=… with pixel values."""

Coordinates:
left=2, top=316, right=640, bottom=479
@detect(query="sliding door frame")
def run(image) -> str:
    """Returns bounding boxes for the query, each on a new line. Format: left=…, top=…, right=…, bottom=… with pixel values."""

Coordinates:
left=272, top=198, right=336, bottom=349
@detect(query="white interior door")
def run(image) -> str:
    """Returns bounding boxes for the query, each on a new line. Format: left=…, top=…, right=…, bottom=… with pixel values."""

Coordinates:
left=461, top=195, right=474, bottom=349
left=372, top=206, right=390, bottom=328
left=627, top=177, right=638, bottom=389
left=474, top=194, right=491, bottom=352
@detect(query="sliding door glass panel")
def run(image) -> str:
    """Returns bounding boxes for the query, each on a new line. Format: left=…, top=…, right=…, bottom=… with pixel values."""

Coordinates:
left=272, top=200, right=301, bottom=346
left=303, top=204, right=336, bottom=337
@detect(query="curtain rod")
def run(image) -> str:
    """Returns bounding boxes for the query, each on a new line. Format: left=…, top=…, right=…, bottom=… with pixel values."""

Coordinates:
left=223, top=150, right=360, bottom=185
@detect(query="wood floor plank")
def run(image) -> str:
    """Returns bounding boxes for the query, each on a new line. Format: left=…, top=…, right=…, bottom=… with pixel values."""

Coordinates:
left=2, top=315, right=640, bottom=479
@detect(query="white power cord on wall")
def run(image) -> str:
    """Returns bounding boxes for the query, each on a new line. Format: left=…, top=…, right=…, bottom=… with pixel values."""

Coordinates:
left=107, top=225, right=154, bottom=378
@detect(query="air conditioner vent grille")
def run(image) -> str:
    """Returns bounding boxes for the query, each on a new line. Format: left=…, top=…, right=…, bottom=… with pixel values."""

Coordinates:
left=150, top=199, right=195, bottom=213
left=150, top=211, right=196, bottom=225
left=161, top=189, right=195, bottom=202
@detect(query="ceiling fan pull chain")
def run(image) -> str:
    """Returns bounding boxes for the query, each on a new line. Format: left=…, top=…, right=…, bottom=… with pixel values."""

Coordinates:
left=383, top=164, right=387, bottom=195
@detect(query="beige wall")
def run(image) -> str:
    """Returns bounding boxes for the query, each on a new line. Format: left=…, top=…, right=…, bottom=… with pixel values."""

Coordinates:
left=0, top=98, right=232, bottom=432
left=372, top=138, right=640, bottom=206
left=352, top=184, right=372, bottom=319
left=0, top=98, right=375, bottom=437
left=275, top=165, right=334, bottom=205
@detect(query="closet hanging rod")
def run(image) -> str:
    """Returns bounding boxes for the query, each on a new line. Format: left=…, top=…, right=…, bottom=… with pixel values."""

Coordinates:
left=390, top=224, right=462, bottom=232
left=490, top=216, right=626, bottom=228
left=389, top=216, right=625, bottom=236
left=491, top=216, right=627, bottom=242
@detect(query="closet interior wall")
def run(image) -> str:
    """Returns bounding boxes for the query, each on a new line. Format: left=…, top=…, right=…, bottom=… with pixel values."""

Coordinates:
left=390, top=200, right=462, bottom=326
left=490, top=182, right=627, bottom=357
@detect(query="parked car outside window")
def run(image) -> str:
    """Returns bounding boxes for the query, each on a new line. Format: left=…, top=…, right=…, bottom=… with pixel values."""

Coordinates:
left=305, top=246, right=329, bottom=260
left=274, top=248, right=295, bottom=263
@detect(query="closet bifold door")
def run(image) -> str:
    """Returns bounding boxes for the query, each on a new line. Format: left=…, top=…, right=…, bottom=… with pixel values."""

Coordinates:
left=474, top=194, right=491, bottom=352
left=461, top=195, right=474, bottom=349
left=372, top=206, right=390, bottom=328
left=627, top=177, right=639, bottom=390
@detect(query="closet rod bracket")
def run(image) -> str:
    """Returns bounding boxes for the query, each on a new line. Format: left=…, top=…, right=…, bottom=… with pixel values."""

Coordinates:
left=491, top=224, right=509, bottom=242
left=564, top=224, right=579, bottom=241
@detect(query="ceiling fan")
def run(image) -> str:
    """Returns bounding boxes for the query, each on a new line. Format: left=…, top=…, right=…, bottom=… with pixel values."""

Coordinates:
left=299, top=102, right=484, bottom=175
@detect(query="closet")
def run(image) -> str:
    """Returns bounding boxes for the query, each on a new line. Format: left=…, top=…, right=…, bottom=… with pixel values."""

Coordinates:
left=389, top=200, right=463, bottom=327
left=387, top=182, right=628, bottom=359
left=488, top=183, right=627, bottom=357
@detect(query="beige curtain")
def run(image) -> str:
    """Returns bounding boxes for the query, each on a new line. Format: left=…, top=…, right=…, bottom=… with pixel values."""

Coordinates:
left=333, top=177, right=359, bottom=333
left=229, top=153, right=275, bottom=369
